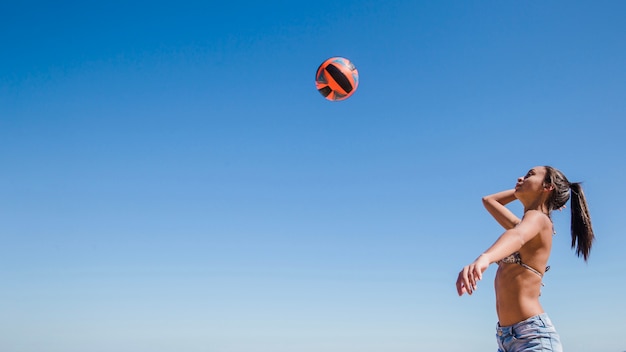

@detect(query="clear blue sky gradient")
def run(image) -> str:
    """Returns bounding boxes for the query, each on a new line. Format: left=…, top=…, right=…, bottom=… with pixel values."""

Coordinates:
left=2, top=1, right=625, bottom=352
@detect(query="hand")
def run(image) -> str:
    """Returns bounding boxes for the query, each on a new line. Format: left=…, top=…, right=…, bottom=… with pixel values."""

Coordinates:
left=456, top=254, right=491, bottom=296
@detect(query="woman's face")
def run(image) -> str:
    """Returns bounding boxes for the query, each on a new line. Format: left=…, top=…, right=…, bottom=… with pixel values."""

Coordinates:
left=514, top=166, right=548, bottom=197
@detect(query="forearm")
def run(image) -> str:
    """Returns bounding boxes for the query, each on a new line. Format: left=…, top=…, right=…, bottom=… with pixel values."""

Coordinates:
left=482, top=189, right=520, bottom=230
left=480, top=228, right=525, bottom=264
left=482, top=189, right=517, bottom=206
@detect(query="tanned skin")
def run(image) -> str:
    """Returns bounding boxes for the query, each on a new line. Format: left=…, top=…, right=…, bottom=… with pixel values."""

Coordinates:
left=456, top=166, right=555, bottom=326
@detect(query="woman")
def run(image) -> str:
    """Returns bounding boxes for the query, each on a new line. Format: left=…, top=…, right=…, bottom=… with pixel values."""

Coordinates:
left=456, top=166, right=595, bottom=352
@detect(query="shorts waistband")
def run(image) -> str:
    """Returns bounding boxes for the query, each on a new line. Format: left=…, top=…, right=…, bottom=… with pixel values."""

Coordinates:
left=496, top=313, right=552, bottom=336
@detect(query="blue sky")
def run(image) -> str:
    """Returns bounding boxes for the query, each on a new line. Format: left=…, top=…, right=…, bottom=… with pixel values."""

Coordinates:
left=1, top=1, right=625, bottom=351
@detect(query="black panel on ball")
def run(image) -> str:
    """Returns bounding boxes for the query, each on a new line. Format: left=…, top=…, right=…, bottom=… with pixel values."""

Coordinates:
left=325, top=64, right=353, bottom=93
left=318, top=86, right=332, bottom=97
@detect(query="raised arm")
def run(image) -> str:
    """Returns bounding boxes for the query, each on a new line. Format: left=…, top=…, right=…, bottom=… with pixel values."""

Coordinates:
left=482, top=189, right=520, bottom=230
left=456, top=210, right=548, bottom=296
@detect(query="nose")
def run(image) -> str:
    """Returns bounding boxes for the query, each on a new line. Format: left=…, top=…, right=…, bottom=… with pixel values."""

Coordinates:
left=517, top=176, right=524, bottom=182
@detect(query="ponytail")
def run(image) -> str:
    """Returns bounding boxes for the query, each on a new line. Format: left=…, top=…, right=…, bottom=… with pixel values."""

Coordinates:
left=569, top=182, right=595, bottom=261
left=544, top=166, right=596, bottom=261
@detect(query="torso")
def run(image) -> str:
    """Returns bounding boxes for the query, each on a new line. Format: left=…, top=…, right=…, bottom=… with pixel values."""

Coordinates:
left=494, top=214, right=553, bottom=326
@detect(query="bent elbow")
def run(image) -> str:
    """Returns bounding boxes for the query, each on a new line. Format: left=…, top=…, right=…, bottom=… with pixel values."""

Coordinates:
left=482, top=196, right=493, bottom=208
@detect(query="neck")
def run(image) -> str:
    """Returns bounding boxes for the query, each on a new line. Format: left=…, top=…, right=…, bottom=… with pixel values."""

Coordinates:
left=522, top=198, right=549, bottom=215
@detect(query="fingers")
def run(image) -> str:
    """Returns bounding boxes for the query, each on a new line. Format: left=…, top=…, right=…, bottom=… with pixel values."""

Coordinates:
left=456, top=264, right=481, bottom=296
left=466, top=266, right=477, bottom=294
left=455, top=272, right=466, bottom=296
left=474, top=265, right=483, bottom=284
left=456, top=267, right=472, bottom=296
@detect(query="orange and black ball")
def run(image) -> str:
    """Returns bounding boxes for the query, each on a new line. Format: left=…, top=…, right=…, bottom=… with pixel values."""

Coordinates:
left=315, top=57, right=359, bottom=101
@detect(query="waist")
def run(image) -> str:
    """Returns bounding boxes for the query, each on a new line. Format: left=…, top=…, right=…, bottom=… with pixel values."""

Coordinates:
left=496, top=313, right=554, bottom=336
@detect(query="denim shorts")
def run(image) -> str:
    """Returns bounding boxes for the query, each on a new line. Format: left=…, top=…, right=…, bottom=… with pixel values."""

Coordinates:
left=496, top=313, right=563, bottom=352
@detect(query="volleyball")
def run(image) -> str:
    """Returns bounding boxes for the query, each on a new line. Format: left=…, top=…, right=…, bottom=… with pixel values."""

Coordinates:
left=315, top=57, right=359, bottom=101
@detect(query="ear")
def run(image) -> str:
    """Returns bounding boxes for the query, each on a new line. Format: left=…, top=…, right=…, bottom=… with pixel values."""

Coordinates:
left=543, top=184, right=555, bottom=192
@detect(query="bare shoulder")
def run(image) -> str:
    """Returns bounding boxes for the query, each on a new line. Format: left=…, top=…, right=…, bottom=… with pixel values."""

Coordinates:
left=521, top=210, right=551, bottom=226
left=517, top=210, right=552, bottom=233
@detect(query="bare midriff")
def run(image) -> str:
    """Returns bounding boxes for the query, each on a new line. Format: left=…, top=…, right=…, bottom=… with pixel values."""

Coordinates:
left=495, top=262, right=545, bottom=326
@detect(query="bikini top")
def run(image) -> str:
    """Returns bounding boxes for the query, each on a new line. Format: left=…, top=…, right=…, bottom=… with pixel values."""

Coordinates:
left=496, top=218, right=555, bottom=279
left=497, top=251, right=550, bottom=278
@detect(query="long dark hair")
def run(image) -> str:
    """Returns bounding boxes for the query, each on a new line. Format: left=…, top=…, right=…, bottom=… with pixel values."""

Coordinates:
left=543, top=166, right=595, bottom=261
